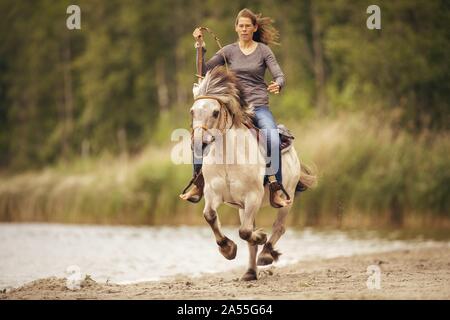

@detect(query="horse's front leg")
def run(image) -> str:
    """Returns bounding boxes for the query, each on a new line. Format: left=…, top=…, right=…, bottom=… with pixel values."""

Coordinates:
left=239, top=211, right=258, bottom=281
left=238, top=195, right=267, bottom=246
left=238, top=194, right=266, bottom=281
left=203, top=196, right=237, bottom=260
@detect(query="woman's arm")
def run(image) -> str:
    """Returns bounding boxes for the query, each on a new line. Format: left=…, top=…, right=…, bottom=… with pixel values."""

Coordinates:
left=196, top=46, right=226, bottom=76
left=264, top=45, right=285, bottom=91
left=193, top=28, right=226, bottom=76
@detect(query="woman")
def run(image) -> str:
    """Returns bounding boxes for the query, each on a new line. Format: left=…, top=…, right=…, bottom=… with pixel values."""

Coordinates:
left=180, top=8, right=291, bottom=208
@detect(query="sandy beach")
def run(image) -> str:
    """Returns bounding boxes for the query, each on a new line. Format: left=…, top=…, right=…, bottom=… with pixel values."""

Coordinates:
left=2, top=245, right=449, bottom=300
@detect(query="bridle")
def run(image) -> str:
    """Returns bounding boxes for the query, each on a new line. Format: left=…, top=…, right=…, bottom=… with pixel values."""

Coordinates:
left=191, top=96, right=234, bottom=144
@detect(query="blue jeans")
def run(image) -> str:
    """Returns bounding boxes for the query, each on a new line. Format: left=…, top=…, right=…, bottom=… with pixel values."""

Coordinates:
left=252, top=106, right=282, bottom=183
left=192, top=105, right=282, bottom=184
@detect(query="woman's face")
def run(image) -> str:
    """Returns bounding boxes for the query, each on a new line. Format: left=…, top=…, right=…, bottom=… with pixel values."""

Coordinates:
left=235, top=17, right=258, bottom=42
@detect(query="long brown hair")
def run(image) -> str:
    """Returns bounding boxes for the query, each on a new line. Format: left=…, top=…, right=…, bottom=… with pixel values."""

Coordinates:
left=235, top=8, right=280, bottom=46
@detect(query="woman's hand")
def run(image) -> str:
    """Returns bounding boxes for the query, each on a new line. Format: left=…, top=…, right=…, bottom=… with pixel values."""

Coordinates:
left=267, top=81, right=280, bottom=94
left=193, top=27, right=203, bottom=40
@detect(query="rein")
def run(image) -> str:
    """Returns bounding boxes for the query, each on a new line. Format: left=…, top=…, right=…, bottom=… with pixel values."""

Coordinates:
left=195, top=27, right=229, bottom=81
left=192, top=27, right=232, bottom=139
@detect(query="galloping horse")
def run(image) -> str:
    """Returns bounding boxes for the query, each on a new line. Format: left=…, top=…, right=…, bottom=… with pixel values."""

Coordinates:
left=190, top=66, right=315, bottom=281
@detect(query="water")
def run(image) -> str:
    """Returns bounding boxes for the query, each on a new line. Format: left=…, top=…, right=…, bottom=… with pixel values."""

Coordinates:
left=0, top=223, right=447, bottom=289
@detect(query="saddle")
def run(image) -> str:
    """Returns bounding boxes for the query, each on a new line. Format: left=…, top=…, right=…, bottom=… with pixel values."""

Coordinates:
left=278, top=124, right=294, bottom=153
left=245, top=123, right=294, bottom=152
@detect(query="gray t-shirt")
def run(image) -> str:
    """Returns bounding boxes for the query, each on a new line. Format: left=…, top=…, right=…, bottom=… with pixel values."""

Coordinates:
left=199, top=42, right=285, bottom=107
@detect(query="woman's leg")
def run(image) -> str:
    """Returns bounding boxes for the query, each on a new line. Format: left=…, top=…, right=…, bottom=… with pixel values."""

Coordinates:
left=179, top=151, right=204, bottom=202
left=252, top=106, right=282, bottom=183
left=253, top=106, right=290, bottom=208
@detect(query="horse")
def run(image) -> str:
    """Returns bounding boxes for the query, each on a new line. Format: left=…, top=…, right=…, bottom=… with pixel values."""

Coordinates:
left=190, top=66, right=315, bottom=281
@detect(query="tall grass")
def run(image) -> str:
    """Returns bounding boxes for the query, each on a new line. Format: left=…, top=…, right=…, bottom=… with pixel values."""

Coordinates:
left=290, top=113, right=450, bottom=228
left=0, top=112, right=448, bottom=228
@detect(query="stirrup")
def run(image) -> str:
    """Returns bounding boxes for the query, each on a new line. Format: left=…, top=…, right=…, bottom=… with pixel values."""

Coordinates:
left=180, top=172, right=204, bottom=203
left=268, top=178, right=291, bottom=208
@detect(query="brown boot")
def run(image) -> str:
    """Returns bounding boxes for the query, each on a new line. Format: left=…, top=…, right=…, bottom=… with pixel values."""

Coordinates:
left=268, top=176, right=292, bottom=208
left=179, top=172, right=204, bottom=203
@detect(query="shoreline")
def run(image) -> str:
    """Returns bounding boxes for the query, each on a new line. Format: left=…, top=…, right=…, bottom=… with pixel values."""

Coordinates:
left=2, top=245, right=449, bottom=300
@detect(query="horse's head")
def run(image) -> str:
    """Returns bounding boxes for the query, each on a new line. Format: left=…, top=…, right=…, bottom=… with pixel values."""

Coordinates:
left=190, top=66, right=254, bottom=154
left=190, top=96, right=228, bottom=155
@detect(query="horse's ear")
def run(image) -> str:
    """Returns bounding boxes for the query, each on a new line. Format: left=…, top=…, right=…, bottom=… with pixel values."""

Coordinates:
left=192, top=83, right=200, bottom=98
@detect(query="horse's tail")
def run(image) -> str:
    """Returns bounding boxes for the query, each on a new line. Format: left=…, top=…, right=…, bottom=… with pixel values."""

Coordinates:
left=296, top=162, right=317, bottom=192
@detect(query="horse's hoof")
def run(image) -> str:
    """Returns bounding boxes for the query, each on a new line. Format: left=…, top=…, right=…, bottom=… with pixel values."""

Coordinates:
left=240, top=269, right=257, bottom=281
left=257, top=252, right=274, bottom=266
left=257, top=243, right=281, bottom=266
left=218, top=237, right=237, bottom=260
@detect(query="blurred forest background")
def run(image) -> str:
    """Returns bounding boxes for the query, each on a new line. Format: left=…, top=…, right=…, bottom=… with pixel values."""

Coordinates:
left=0, top=0, right=448, bottom=228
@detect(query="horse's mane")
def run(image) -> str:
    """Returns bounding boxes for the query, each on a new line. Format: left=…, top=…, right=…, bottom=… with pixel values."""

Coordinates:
left=195, top=66, right=254, bottom=128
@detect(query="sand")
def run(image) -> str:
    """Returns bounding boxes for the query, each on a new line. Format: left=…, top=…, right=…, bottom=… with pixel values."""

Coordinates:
left=2, top=245, right=449, bottom=300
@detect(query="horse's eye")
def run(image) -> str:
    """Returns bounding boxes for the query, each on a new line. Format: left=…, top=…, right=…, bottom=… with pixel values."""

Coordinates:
left=190, top=109, right=194, bottom=116
left=212, top=110, right=219, bottom=118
